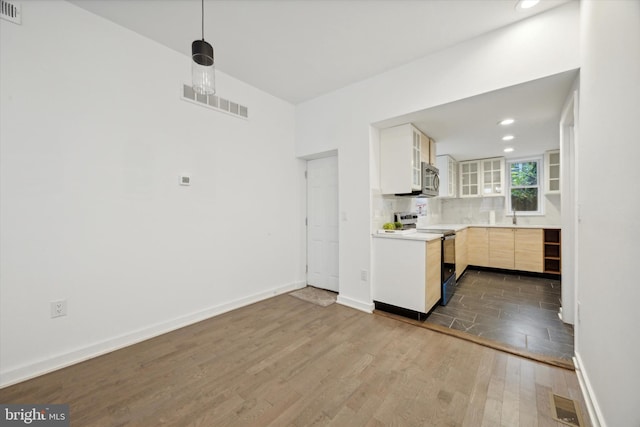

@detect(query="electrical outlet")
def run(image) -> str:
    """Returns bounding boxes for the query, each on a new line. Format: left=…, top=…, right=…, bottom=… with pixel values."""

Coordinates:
left=360, top=270, right=368, bottom=282
left=51, top=300, right=67, bottom=318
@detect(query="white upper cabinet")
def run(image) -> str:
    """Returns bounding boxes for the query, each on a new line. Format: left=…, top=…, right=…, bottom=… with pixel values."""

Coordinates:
left=459, top=160, right=480, bottom=197
left=380, top=124, right=434, bottom=194
left=545, top=149, right=560, bottom=194
left=459, top=157, right=505, bottom=198
left=436, top=155, right=457, bottom=198
left=412, top=129, right=422, bottom=189
left=481, top=157, right=505, bottom=196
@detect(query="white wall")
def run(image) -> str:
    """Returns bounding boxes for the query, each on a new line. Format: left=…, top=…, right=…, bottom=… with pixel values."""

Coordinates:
left=438, top=194, right=561, bottom=226
left=576, top=1, right=640, bottom=426
left=296, top=2, right=580, bottom=312
left=371, top=194, right=561, bottom=231
left=0, top=1, right=305, bottom=386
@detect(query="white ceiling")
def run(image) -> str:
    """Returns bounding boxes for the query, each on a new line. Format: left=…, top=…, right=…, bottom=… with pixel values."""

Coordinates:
left=374, top=70, right=579, bottom=161
left=68, top=0, right=573, bottom=105
left=68, top=0, right=577, bottom=160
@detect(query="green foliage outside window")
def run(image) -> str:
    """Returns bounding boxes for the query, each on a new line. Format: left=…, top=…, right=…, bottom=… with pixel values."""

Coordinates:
left=510, top=161, right=539, bottom=212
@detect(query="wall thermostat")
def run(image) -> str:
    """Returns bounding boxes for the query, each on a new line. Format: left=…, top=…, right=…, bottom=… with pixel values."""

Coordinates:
left=179, top=175, right=191, bottom=186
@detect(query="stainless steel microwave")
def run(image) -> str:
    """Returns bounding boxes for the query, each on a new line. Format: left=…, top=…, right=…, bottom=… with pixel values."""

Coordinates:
left=394, top=162, right=439, bottom=197
left=421, top=162, right=440, bottom=197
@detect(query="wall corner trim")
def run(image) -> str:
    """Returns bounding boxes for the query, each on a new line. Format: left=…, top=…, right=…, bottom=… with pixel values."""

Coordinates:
left=573, top=352, right=605, bottom=427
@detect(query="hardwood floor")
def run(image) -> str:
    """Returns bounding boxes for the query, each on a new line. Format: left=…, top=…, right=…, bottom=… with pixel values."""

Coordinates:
left=0, top=293, right=590, bottom=426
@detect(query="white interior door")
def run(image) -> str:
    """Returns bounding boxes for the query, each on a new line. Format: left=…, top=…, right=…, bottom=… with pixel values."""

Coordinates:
left=307, top=156, right=339, bottom=292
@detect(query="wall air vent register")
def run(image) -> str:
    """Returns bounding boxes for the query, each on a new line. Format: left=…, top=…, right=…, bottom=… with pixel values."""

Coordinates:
left=181, top=84, right=249, bottom=119
left=1, top=0, right=21, bottom=24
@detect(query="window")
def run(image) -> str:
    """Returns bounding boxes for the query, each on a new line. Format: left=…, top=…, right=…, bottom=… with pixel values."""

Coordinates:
left=507, top=157, right=543, bottom=215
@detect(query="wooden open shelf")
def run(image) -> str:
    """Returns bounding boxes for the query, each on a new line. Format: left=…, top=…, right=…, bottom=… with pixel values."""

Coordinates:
left=543, top=229, right=561, bottom=275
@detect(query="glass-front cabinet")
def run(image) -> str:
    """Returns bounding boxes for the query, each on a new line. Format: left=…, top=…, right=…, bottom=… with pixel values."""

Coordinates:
left=545, top=149, right=560, bottom=194
left=459, top=160, right=480, bottom=197
left=459, top=157, right=505, bottom=198
left=436, top=155, right=458, bottom=198
left=412, top=130, right=422, bottom=190
left=482, top=157, right=505, bottom=196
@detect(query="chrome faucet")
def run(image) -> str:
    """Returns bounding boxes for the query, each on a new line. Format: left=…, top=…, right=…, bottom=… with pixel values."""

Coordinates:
left=512, top=210, right=517, bottom=225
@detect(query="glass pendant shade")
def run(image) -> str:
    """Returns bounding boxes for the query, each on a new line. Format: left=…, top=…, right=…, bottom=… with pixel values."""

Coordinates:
left=192, top=39, right=215, bottom=95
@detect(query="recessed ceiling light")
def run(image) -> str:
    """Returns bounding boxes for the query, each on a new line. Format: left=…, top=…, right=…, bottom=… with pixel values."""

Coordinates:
left=516, top=0, right=540, bottom=10
left=499, top=118, right=515, bottom=126
left=502, top=135, right=515, bottom=141
left=504, top=147, right=515, bottom=153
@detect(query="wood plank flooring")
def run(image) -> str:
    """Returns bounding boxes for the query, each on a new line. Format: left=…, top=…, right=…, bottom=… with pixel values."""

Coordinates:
left=0, top=293, right=590, bottom=426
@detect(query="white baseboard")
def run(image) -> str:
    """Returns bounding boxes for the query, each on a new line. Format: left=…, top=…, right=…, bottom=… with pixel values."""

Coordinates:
left=0, top=281, right=306, bottom=388
left=336, top=295, right=374, bottom=313
left=573, top=352, right=605, bottom=427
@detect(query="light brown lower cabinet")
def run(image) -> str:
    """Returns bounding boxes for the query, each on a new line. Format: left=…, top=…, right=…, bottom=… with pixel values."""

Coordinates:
left=425, top=239, right=442, bottom=311
left=515, top=228, right=544, bottom=272
left=467, top=227, right=489, bottom=267
left=489, top=228, right=515, bottom=269
left=455, top=228, right=468, bottom=279
left=468, top=227, right=544, bottom=273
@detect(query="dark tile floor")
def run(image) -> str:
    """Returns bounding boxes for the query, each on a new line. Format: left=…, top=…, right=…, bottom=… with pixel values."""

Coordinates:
left=426, top=268, right=575, bottom=361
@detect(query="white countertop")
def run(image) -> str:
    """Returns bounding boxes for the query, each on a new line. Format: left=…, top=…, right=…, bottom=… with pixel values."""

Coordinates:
left=372, top=223, right=561, bottom=241
left=421, top=223, right=561, bottom=231
left=372, top=229, right=443, bottom=241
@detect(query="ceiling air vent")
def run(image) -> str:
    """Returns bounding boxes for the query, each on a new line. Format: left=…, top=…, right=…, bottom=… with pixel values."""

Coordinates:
left=181, top=84, right=248, bottom=120
left=1, top=0, right=21, bottom=24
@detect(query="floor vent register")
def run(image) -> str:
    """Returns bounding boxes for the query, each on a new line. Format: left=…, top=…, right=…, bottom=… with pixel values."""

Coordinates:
left=550, top=393, right=584, bottom=427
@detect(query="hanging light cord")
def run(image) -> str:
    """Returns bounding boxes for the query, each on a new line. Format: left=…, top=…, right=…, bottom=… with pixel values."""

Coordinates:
left=201, top=0, right=205, bottom=41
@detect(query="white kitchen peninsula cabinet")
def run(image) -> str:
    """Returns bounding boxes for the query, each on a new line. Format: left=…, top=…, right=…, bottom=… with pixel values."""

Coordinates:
left=372, top=237, right=441, bottom=314
left=436, top=155, right=458, bottom=198
left=380, top=124, right=434, bottom=194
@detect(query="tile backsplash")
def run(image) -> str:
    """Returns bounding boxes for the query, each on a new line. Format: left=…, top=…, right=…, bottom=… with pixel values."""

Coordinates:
left=371, top=192, right=561, bottom=231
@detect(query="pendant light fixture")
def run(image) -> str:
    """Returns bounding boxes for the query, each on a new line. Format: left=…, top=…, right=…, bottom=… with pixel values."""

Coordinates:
left=192, top=0, right=215, bottom=95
